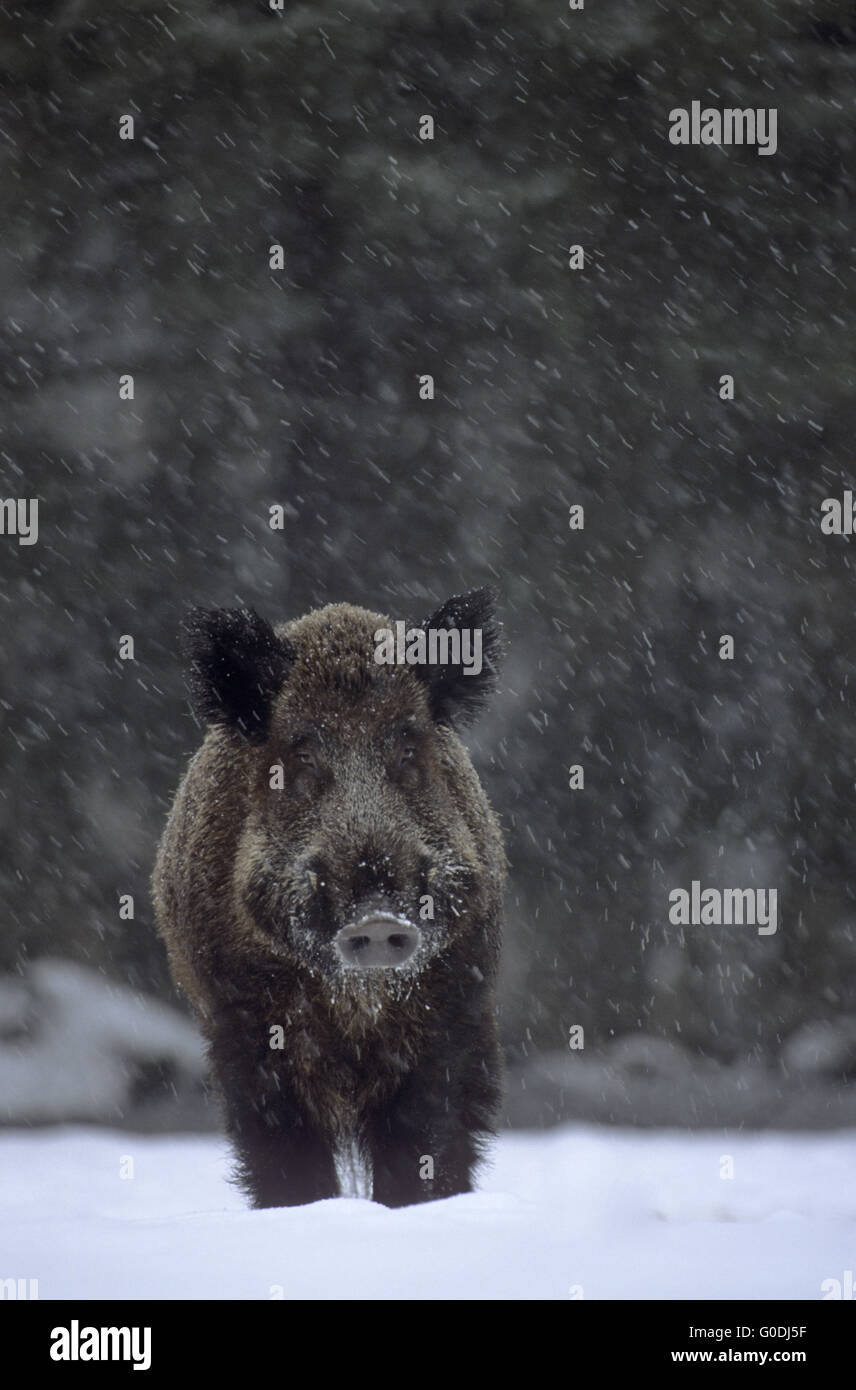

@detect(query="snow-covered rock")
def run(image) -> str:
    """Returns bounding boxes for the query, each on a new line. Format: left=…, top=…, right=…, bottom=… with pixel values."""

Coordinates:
left=782, top=1018, right=856, bottom=1079
left=0, top=959, right=211, bottom=1130
left=504, top=1036, right=856, bottom=1130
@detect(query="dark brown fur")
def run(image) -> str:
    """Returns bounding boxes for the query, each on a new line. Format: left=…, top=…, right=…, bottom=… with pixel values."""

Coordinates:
left=152, top=590, right=506, bottom=1207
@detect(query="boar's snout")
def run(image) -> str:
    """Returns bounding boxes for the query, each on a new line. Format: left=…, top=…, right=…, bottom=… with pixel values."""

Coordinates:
left=335, top=914, right=422, bottom=970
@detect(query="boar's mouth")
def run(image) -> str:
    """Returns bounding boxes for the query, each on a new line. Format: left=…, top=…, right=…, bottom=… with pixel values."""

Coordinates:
left=335, top=913, right=422, bottom=971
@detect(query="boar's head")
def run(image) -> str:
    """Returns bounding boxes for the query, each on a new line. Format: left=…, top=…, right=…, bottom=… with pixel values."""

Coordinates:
left=182, top=589, right=504, bottom=994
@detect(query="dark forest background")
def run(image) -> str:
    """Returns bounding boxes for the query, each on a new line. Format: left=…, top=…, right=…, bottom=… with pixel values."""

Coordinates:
left=2, top=0, right=856, bottom=1127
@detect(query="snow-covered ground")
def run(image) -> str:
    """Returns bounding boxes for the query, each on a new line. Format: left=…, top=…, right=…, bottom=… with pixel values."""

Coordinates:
left=1, top=1125, right=853, bottom=1300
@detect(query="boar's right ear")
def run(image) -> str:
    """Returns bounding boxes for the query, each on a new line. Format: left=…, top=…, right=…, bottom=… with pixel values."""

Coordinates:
left=182, top=607, right=295, bottom=743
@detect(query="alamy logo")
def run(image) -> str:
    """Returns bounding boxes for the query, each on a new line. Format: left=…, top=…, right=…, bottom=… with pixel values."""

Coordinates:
left=0, top=1277, right=38, bottom=1299
left=820, top=492, right=856, bottom=534
left=0, top=497, right=38, bottom=545
left=50, top=1321, right=151, bottom=1371
left=821, top=1271, right=854, bottom=1300
left=668, top=882, right=778, bottom=935
left=374, top=622, right=483, bottom=675
left=669, top=102, right=777, bottom=156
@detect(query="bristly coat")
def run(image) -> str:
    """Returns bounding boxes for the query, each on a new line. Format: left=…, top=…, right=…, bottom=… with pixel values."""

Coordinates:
left=152, top=588, right=506, bottom=1208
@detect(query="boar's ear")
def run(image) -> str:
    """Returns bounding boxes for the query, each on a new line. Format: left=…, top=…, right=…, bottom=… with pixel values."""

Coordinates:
left=182, top=607, right=294, bottom=743
left=414, top=586, right=503, bottom=728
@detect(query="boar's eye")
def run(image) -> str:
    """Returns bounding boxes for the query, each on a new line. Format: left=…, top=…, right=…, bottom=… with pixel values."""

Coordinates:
left=286, top=735, right=325, bottom=786
left=393, top=749, right=416, bottom=779
left=294, top=750, right=322, bottom=781
left=391, top=735, right=423, bottom=786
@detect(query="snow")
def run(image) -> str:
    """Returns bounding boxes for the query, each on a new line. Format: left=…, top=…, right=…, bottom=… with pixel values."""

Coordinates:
left=1, top=1125, right=853, bottom=1300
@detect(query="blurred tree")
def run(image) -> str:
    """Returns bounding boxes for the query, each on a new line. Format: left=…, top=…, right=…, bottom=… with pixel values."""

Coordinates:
left=0, top=0, right=854, bottom=1070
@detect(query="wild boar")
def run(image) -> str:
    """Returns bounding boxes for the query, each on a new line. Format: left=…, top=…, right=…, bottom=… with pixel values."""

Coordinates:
left=152, top=588, right=506, bottom=1208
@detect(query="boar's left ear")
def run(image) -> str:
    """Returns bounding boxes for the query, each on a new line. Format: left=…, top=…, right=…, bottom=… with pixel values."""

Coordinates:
left=182, top=607, right=295, bottom=743
left=414, top=586, right=504, bottom=728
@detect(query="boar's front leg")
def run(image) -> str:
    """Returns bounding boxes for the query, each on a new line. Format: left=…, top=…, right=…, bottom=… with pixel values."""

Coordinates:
left=367, top=1053, right=501, bottom=1208
left=229, top=1099, right=338, bottom=1209
left=208, top=1024, right=338, bottom=1208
